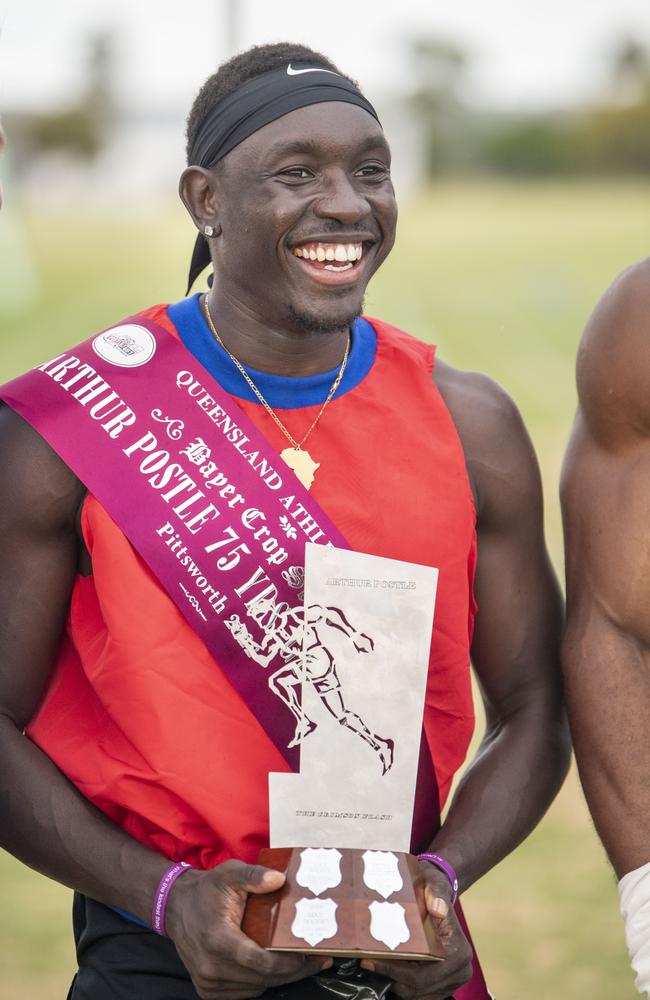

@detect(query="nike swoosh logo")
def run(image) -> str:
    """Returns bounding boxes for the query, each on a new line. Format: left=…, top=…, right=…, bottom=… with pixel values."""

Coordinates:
left=287, top=64, right=340, bottom=77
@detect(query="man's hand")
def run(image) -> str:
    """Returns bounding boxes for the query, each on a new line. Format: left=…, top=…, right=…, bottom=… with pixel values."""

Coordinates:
left=360, top=866, right=473, bottom=1000
left=166, top=860, right=330, bottom=1000
left=353, top=633, right=374, bottom=654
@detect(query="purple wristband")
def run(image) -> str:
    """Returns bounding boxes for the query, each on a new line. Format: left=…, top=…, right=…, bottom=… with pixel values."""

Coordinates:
left=417, top=852, right=459, bottom=905
left=151, top=861, right=193, bottom=936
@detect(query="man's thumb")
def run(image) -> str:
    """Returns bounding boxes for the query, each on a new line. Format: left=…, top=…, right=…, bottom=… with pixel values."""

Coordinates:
left=425, top=883, right=450, bottom=920
left=240, top=864, right=286, bottom=894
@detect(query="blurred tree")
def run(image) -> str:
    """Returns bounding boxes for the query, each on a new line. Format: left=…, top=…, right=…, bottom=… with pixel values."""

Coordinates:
left=406, top=37, right=472, bottom=176
left=28, top=108, right=104, bottom=159
left=481, top=116, right=576, bottom=176
left=573, top=38, right=650, bottom=174
left=85, top=31, right=114, bottom=122
left=480, top=38, right=650, bottom=177
left=582, top=101, right=650, bottom=173
left=23, top=31, right=116, bottom=160
left=610, top=37, right=650, bottom=104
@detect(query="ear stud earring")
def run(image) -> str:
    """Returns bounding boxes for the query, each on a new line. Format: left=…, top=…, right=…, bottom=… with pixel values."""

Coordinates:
left=204, top=225, right=215, bottom=237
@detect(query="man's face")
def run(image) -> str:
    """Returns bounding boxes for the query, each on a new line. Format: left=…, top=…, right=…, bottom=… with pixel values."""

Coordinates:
left=211, top=101, right=397, bottom=334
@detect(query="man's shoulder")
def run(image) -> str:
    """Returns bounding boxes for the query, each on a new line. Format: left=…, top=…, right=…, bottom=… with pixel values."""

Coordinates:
left=435, top=358, right=523, bottom=457
left=435, top=357, right=515, bottom=415
left=135, top=302, right=174, bottom=328
left=433, top=358, right=538, bottom=523
left=366, top=315, right=518, bottom=431
left=577, top=256, right=650, bottom=446
left=366, top=316, right=522, bottom=456
left=0, top=303, right=171, bottom=513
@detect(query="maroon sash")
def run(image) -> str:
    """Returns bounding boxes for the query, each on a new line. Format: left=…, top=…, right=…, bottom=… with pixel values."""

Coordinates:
left=2, top=317, right=353, bottom=762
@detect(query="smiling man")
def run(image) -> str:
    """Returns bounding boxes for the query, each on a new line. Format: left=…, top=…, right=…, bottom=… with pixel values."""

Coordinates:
left=0, top=43, right=569, bottom=1000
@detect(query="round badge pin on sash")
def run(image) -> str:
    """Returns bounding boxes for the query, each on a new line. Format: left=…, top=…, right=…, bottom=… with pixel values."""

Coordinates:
left=92, top=324, right=157, bottom=368
left=201, top=295, right=347, bottom=490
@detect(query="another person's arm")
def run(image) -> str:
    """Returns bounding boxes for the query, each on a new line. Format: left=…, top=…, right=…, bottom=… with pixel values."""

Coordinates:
left=363, top=371, right=571, bottom=998
left=0, top=406, right=325, bottom=1000
left=562, top=260, right=650, bottom=877
left=562, top=261, right=650, bottom=877
left=562, top=260, right=650, bottom=994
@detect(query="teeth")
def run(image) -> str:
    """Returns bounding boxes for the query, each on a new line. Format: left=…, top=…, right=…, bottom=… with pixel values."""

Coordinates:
left=293, top=242, right=364, bottom=264
left=325, top=263, right=353, bottom=272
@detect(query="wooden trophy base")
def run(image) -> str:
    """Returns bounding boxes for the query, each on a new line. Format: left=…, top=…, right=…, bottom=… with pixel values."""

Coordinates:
left=242, top=847, right=444, bottom=961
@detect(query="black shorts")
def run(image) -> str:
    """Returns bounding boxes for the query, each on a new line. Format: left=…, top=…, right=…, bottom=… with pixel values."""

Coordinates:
left=68, top=893, right=201, bottom=1000
left=67, top=894, right=388, bottom=1000
left=67, top=894, right=462, bottom=1000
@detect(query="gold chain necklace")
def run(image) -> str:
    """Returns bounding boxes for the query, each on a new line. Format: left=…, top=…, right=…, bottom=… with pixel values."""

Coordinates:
left=201, top=295, right=349, bottom=490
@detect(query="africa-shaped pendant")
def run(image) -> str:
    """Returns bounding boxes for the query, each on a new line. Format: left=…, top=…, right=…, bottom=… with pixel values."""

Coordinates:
left=280, top=447, right=320, bottom=491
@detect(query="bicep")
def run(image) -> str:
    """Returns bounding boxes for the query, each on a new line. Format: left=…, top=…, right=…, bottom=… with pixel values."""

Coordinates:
left=0, top=406, right=83, bottom=727
left=562, top=420, right=650, bottom=874
left=563, top=416, right=650, bottom=640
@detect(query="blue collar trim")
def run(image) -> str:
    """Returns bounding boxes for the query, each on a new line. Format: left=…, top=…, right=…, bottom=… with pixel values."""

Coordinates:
left=167, top=293, right=376, bottom=409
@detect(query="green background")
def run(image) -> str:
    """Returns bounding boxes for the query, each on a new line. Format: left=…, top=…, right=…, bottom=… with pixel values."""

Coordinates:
left=2, top=180, right=648, bottom=999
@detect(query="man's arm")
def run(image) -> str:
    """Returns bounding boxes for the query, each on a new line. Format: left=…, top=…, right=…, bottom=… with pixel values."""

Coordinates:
left=561, top=259, right=650, bottom=879
left=0, top=406, right=325, bottom=999
left=430, top=373, right=570, bottom=889
left=318, top=606, right=374, bottom=652
left=0, top=406, right=171, bottom=913
left=363, top=370, right=570, bottom=998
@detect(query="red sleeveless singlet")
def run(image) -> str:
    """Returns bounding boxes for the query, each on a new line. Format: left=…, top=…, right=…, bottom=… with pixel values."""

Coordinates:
left=26, top=304, right=478, bottom=870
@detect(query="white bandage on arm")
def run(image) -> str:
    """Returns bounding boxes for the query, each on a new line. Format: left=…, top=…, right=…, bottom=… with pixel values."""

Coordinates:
left=619, top=862, right=650, bottom=997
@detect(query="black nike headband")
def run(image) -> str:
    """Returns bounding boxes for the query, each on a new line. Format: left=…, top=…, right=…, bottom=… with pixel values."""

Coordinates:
left=186, top=63, right=381, bottom=293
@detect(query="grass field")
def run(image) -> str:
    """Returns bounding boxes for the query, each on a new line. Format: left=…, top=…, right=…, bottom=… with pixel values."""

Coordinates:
left=1, top=179, right=649, bottom=998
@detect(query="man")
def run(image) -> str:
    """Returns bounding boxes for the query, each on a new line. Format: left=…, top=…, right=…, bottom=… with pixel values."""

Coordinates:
left=562, top=258, right=650, bottom=996
left=0, top=42, right=569, bottom=1000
